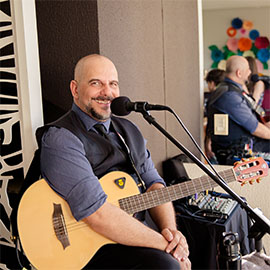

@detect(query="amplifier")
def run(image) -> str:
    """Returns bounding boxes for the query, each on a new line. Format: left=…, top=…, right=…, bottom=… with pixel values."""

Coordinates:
left=187, top=192, right=238, bottom=219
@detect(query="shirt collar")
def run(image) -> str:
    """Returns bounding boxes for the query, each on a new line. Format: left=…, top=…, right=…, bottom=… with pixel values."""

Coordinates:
left=72, top=103, right=111, bottom=132
left=224, top=77, right=243, bottom=90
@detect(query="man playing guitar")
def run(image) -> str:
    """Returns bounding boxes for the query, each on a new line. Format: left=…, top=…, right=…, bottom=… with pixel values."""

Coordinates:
left=35, top=54, right=191, bottom=270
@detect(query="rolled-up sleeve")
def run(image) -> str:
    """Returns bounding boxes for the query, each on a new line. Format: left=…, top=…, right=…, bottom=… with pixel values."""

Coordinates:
left=140, top=146, right=166, bottom=189
left=40, top=127, right=107, bottom=221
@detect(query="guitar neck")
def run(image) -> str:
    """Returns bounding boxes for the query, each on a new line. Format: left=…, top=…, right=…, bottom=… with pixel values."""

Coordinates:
left=119, top=168, right=236, bottom=215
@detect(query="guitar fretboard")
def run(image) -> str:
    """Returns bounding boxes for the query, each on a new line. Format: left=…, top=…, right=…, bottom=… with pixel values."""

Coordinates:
left=118, top=168, right=235, bottom=215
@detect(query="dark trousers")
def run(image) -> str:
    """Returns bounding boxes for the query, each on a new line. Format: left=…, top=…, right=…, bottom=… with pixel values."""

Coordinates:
left=84, top=244, right=180, bottom=269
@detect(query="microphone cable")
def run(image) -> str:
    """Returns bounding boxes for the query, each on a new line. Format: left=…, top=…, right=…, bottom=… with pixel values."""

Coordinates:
left=111, top=96, right=228, bottom=184
left=165, top=107, right=228, bottom=185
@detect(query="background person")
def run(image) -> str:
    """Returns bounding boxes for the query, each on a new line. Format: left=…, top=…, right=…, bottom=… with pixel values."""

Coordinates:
left=245, top=56, right=265, bottom=105
left=207, top=55, right=270, bottom=165
left=245, top=56, right=270, bottom=122
left=204, top=69, right=225, bottom=162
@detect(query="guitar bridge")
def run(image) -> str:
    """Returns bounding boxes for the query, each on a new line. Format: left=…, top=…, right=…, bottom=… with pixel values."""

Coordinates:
left=53, top=203, right=70, bottom=249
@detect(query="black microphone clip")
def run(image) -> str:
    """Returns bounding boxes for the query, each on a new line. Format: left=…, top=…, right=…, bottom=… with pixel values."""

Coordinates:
left=111, top=96, right=170, bottom=116
left=130, top=101, right=167, bottom=113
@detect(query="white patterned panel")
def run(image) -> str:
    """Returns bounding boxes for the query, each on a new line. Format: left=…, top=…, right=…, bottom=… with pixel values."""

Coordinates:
left=0, top=0, right=22, bottom=253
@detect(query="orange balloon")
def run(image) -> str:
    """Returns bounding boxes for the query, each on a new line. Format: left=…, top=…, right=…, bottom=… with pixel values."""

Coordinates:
left=227, top=26, right=237, bottom=37
left=243, top=20, right=253, bottom=30
left=238, top=37, right=252, bottom=51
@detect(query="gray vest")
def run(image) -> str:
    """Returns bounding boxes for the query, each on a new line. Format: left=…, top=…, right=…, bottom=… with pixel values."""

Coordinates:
left=36, top=110, right=147, bottom=178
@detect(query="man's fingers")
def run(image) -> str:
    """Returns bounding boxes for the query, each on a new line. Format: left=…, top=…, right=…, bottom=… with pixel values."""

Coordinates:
left=161, top=228, right=173, bottom=242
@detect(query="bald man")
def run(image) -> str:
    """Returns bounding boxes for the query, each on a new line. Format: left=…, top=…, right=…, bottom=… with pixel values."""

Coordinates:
left=207, top=55, right=270, bottom=165
left=37, top=54, right=191, bottom=269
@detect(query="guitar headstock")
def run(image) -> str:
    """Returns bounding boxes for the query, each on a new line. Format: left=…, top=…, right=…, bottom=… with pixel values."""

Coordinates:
left=233, top=157, right=268, bottom=186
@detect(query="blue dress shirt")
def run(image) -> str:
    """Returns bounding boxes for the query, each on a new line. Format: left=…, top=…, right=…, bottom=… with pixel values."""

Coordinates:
left=213, top=78, right=258, bottom=134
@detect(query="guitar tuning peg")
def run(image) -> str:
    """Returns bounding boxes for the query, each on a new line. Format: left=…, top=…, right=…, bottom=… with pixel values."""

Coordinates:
left=256, top=178, right=261, bottom=183
left=249, top=179, right=255, bottom=185
left=241, top=181, right=246, bottom=186
left=234, top=161, right=240, bottom=166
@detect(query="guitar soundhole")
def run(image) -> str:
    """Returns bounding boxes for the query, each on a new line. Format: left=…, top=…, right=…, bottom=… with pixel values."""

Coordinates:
left=53, top=203, right=70, bottom=250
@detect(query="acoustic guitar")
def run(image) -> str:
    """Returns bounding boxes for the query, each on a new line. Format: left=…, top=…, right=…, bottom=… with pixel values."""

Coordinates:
left=17, top=157, right=268, bottom=269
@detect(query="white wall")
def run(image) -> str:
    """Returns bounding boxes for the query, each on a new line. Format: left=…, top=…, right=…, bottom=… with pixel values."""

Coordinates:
left=203, top=6, right=270, bottom=75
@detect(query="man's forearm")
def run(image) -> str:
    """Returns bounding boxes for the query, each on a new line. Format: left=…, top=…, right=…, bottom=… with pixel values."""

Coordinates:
left=252, top=122, right=270, bottom=139
left=147, top=183, right=177, bottom=231
left=83, top=201, right=168, bottom=251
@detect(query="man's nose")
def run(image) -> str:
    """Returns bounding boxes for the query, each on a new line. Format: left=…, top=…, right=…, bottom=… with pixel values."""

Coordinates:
left=100, top=83, right=112, bottom=96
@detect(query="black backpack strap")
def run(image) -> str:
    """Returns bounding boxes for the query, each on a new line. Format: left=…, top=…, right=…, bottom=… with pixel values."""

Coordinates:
left=207, top=82, right=229, bottom=107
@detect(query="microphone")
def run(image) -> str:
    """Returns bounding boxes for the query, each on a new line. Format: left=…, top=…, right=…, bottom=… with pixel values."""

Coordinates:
left=110, top=96, right=169, bottom=116
left=251, top=74, right=270, bottom=84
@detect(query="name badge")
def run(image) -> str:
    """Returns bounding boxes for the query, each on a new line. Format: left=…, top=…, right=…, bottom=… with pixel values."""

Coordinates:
left=214, top=114, right=228, bottom=135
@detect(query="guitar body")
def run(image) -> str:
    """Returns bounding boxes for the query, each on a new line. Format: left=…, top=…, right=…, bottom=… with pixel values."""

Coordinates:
left=17, top=171, right=140, bottom=270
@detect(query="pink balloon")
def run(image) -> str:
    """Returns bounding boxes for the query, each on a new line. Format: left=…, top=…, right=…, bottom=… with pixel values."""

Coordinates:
left=227, top=38, right=238, bottom=52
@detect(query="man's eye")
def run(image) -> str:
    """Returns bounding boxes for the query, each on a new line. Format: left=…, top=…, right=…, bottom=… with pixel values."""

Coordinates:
left=111, top=82, right=119, bottom=88
left=90, top=81, right=102, bottom=86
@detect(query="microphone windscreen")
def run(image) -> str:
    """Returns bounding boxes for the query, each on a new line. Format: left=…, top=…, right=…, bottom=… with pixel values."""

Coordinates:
left=111, top=96, right=131, bottom=116
left=251, top=74, right=259, bottom=82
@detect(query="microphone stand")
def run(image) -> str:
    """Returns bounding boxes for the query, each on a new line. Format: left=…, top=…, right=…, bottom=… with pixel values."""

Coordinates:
left=138, top=108, right=270, bottom=254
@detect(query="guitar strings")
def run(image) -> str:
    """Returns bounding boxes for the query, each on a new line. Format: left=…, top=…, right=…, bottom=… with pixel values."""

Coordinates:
left=119, top=170, right=236, bottom=214
left=55, top=161, right=265, bottom=236
left=56, top=170, right=256, bottom=236
left=53, top=170, right=238, bottom=237
left=53, top=197, right=121, bottom=235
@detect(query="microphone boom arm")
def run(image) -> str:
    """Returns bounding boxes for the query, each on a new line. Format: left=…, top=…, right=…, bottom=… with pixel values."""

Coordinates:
left=138, top=108, right=270, bottom=247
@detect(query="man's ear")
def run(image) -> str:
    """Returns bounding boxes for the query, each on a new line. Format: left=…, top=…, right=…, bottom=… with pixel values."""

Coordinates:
left=236, top=69, right=241, bottom=78
left=70, top=80, right=78, bottom=98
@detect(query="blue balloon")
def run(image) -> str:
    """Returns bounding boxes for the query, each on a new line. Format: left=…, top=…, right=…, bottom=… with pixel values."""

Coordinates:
left=249, top=29, right=260, bottom=41
left=257, top=48, right=270, bottom=62
left=231, top=18, right=243, bottom=29
left=211, top=49, right=224, bottom=62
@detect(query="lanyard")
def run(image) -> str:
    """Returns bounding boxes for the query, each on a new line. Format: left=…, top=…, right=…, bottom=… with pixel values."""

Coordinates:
left=111, top=120, right=146, bottom=192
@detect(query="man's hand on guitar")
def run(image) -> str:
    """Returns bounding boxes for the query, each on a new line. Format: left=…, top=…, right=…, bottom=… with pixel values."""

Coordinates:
left=162, top=228, right=191, bottom=269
